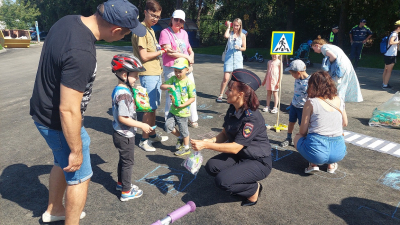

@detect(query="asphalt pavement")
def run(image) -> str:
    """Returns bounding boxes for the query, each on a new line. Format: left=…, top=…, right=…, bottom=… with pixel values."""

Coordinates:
left=0, top=44, right=399, bottom=225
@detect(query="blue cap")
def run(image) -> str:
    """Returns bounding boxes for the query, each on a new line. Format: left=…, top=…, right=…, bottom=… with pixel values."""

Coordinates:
left=101, top=0, right=146, bottom=37
left=360, top=19, right=367, bottom=23
left=231, top=69, right=261, bottom=91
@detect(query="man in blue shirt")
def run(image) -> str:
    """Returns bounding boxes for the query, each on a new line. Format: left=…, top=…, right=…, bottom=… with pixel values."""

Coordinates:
left=349, top=19, right=372, bottom=68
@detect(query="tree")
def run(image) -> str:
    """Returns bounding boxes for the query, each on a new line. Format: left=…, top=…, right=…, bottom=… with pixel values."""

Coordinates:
left=0, top=0, right=41, bottom=29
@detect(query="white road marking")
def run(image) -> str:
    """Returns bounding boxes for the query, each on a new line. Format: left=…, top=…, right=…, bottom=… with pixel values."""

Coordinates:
left=343, top=130, right=399, bottom=158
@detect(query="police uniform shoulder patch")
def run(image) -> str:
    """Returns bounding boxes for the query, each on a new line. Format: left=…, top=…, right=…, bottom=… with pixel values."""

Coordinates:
left=243, top=123, right=254, bottom=138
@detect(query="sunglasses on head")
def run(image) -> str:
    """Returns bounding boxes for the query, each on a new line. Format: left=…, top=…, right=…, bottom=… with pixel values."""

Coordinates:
left=173, top=18, right=184, bottom=23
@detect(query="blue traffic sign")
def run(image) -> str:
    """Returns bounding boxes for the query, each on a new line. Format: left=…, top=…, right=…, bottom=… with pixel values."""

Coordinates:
left=270, top=31, right=295, bottom=55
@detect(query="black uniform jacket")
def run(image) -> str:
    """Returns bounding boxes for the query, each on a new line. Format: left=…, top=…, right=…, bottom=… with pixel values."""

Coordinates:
left=223, top=105, right=272, bottom=166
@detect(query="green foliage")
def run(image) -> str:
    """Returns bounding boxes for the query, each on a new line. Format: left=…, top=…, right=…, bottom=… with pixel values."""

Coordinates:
left=0, top=0, right=41, bottom=29
left=0, top=44, right=3, bottom=50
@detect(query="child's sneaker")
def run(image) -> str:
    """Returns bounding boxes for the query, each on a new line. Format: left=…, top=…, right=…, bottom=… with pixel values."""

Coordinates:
left=175, top=139, right=183, bottom=150
left=139, top=139, right=156, bottom=152
left=280, top=138, right=294, bottom=147
left=149, top=133, right=169, bottom=143
left=270, top=107, right=278, bottom=114
left=175, top=146, right=191, bottom=156
left=120, top=185, right=143, bottom=202
left=262, top=107, right=269, bottom=112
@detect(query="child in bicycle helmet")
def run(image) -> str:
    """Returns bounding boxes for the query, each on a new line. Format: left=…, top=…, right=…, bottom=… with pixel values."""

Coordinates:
left=111, top=54, right=146, bottom=89
left=110, top=54, right=153, bottom=202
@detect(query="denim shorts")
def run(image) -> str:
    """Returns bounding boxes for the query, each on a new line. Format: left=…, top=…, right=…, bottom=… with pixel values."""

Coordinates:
left=34, top=121, right=93, bottom=185
left=297, top=133, right=346, bottom=165
left=289, top=106, right=303, bottom=124
left=164, top=113, right=189, bottom=137
left=140, top=75, right=162, bottom=110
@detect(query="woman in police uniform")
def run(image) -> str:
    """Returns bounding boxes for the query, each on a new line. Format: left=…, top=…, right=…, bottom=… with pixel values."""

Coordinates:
left=191, top=69, right=272, bottom=206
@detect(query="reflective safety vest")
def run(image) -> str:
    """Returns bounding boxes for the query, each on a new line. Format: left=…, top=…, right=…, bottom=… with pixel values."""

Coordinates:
left=330, top=32, right=335, bottom=42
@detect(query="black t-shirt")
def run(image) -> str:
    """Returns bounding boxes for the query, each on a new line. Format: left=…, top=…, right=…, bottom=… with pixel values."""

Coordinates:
left=30, top=15, right=97, bottom=130
left=223, top=105, right=272, bottom=166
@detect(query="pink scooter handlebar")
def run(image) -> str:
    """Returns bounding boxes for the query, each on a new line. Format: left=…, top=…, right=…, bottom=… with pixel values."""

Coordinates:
left=151, top=201, right=196, bottom=225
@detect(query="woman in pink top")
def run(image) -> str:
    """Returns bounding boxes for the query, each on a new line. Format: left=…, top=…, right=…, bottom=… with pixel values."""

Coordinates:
left=159, top=10, right=198, bottom=128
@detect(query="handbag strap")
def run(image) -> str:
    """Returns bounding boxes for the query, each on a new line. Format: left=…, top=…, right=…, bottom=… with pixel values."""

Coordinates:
left=168, top=27, right=184, bottom=53
left=318, top=97, right=342, bottom=115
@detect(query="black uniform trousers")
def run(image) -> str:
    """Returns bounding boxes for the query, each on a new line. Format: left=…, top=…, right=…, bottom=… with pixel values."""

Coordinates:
left=350, top=42, right=364, bottom=67
left=205, top=153, right=272, bottom=198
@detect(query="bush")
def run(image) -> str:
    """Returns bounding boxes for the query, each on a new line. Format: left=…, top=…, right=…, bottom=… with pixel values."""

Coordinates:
left=0, top=44, right=3, bottom=50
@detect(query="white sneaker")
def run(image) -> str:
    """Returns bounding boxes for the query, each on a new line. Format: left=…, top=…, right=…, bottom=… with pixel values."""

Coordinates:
left=120, top=185, right=143, bottom=202
left=139, top=139, right=156, bottom=151
left=270, top=107, right=278, bottom=114
left=149, top=133, right=169, bottom=143
left=262, top=107, right=269, bottom=112
left=42, top=211, right=86, bottom=223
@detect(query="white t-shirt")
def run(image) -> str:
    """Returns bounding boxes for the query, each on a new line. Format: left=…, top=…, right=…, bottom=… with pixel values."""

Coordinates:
left=384, top=32, right=398, bottom=56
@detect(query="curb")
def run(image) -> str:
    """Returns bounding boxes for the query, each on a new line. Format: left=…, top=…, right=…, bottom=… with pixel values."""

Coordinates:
left=0, top=48, right=7, bottom=54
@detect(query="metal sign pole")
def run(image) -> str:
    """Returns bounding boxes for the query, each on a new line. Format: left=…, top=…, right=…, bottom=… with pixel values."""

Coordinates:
left=269, top=31, right=294, bottom=132
left=275, top=57, right=283, bottom=132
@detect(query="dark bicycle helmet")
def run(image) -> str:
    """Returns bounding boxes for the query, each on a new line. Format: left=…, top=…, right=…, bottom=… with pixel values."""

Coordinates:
left=111, top=54, right=146, bottom=73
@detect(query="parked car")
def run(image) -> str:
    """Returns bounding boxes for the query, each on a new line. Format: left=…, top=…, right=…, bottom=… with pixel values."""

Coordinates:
left=31, top=31, right=48, bottom=40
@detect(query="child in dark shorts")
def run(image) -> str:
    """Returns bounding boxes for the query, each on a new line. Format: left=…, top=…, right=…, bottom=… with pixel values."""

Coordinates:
left=281, top=60, right=310, bottom=147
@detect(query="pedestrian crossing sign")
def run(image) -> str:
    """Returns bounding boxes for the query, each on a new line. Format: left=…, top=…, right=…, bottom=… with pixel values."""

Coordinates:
left=270, top=31, right=295, bottom=55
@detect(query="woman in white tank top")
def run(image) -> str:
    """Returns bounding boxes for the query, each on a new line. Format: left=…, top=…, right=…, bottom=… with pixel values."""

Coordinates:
left=294, top=71, right=348, bottom=174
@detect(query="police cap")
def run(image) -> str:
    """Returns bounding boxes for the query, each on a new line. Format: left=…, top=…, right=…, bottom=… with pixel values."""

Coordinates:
left=231, top=69, right=261, bottom=91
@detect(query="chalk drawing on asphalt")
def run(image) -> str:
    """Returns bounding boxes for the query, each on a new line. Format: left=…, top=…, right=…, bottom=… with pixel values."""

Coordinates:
left=136, top=165, right=197, bottom=196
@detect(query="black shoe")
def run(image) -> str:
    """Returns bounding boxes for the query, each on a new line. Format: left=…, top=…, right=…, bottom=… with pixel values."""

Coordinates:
left=382, top=84, right=392, bottom=89
left=241, top=183, right=263, bottom=206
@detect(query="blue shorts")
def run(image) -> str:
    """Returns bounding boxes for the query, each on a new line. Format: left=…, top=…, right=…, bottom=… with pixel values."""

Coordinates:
left=289, top=105, right=303, bottom=124
left=297, top=133, right=346, bottom=165
left=140, top=75, right=162, bottom=110
left=34, top=121, right=93, bottom=185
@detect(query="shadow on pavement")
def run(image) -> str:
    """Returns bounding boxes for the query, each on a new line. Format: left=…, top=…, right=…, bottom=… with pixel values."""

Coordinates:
left=271, top=149, right=309, bottom=177
left=0, top=154, right=120, bottom=220
left=90, top=154, right=119, bottom=198
left=145, top=154, right=241, bottom=206
left=329, top=197, right=400, bottom=224
left=0, top=164, right=51, bottom=218
left=354, top=117, right=371, bottom=126
left=84, top=116, right=113, bottom=135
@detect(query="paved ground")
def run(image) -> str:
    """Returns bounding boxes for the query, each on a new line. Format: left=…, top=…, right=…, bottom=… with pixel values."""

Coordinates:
left=0, top=44, right=399, bottom=225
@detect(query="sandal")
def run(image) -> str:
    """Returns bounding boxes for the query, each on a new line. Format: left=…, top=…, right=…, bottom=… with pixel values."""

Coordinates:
left=188, top=121, right=199, bottom=128
left=305, top=163, right=320, bottom=174
left=216, top=95, right=223, bottom=103
left=327, top=163, right=338, bottom=174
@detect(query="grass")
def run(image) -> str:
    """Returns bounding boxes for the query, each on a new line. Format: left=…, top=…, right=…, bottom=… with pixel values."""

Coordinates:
left=94, top=41, right=398, bottom=70
left=0, top=44, right=3, bottom=50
